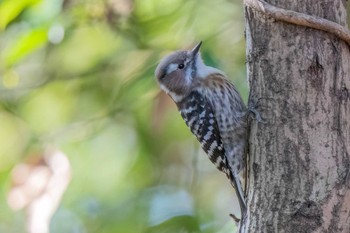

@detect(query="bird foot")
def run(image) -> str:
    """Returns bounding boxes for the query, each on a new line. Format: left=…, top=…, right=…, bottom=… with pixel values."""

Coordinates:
left=249, top=107, right=265, bottom=123
left=248, top=97, right=266, bottom=123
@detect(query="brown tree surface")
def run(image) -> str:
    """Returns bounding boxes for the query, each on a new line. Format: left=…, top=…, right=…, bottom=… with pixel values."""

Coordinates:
left=242, top=0, right=350, bottom=232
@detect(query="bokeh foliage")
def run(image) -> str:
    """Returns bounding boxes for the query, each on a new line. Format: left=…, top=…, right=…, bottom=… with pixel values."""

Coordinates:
left=0, top=0, right=247, bottom=232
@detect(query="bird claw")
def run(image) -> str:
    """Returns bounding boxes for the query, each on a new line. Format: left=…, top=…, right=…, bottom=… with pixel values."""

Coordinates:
left=249, top=108, right=265, bottom=123
left=248, top=97, right=266, bottom=123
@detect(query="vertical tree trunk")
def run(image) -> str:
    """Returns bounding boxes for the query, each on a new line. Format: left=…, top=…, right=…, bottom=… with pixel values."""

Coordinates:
left=243, top=0, right=350, bottom=232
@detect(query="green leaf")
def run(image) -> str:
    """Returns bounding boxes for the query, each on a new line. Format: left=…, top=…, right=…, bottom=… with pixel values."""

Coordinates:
left=0, top=0, right=42, bottom=30
left=4, top=27, right=48, bottom=67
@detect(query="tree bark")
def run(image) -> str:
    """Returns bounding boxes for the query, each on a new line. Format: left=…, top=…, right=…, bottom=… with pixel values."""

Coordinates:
left=242, top=1, right=350, bottom=232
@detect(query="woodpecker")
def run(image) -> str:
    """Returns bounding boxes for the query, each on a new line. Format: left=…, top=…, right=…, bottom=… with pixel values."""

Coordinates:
left=155, top=42, right=248, bottom=216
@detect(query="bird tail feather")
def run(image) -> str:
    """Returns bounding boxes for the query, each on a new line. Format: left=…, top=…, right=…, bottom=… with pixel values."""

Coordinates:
left=230, top=171, right=247, bottom=217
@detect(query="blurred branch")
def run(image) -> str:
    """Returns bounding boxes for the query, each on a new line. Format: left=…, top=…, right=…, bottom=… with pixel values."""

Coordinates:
left=39, top=106, right=123, bottom=143
left=7, top=149, right=71, bottom=233
left=0, top=57, right=112, bottom=94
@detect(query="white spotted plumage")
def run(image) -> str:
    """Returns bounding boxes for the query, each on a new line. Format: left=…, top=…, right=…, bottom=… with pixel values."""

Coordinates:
left=203, top=130, right=212, bottom=141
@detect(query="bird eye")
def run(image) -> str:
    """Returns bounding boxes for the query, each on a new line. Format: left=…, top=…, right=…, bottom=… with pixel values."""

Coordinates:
left=178, top=64, right=185, bottom=69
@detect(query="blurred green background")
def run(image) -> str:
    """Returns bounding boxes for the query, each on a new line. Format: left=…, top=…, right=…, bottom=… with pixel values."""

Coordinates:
left=0, top=0, right=247, bottom=232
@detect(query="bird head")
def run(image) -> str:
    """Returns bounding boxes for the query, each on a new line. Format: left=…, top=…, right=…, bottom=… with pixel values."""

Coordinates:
left=155, top=41, right=203, bottom=102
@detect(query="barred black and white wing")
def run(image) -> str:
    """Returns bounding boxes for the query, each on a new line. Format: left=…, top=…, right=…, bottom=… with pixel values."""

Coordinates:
left=177, top=90, right=227, bottom=171
left=201, top=74, right=248, bottom=214
left=176, top=73, right=248, bottom=214
left=200, top=74, right=248, bottom=174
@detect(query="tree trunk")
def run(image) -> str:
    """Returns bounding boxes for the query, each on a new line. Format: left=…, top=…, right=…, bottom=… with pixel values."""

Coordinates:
left=243, top=1, right=350, bottom=232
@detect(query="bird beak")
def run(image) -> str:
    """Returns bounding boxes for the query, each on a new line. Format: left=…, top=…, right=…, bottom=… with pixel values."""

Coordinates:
left=191, top=41, right=202, bottom=58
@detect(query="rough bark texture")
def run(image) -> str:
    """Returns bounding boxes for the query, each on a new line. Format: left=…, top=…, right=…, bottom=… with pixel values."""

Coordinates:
left=243, top=1, right=350, bottom=232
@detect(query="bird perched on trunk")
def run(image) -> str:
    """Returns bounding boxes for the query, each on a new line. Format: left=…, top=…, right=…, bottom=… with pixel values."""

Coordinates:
left=155, top=42, right=248, bottom=217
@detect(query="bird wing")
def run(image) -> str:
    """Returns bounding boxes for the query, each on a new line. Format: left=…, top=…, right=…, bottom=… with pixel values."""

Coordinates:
left=178, top=76, right=248, bottom=214
left=200, top=74, right=248, bottom=214
left=200, top=74, right=248, bottom=173
left=178, top=90, right=228, bottom=171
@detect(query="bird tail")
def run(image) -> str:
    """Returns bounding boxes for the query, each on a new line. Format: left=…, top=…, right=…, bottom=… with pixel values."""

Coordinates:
left=229, top=171, right=247, bottom=217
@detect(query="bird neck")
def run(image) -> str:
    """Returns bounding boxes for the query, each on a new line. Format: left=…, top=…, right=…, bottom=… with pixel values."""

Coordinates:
left=195, top=56, right=225, bottom=79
